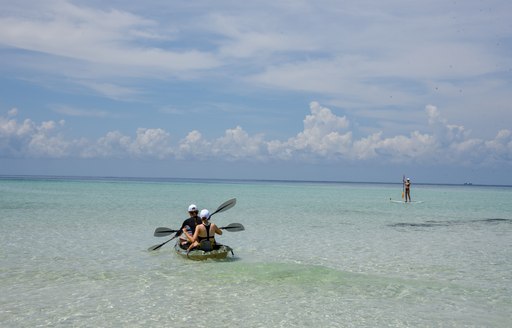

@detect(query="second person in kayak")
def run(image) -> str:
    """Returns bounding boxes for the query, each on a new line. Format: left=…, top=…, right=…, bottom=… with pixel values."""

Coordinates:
left=187, top=209, right=222, bottom=252
left=178, top=204, right=201, bottom=249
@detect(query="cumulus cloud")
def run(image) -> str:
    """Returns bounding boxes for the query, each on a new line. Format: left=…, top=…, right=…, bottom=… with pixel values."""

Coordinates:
left=176, top=127, right=266, bottom=161
left=484, top=129, right=512, bottom=163
left=81, top=131, right=131, bottom=158
left=80, top=128, right=172, bottom=159
left=130, top=128, right=172, bottom=159
left=268, top=102, right=352, bottom=159
left=1, top=103, right=511, bottom=168
left=8, top=108, right=18, bottom=117
left=426, top=105, right=468, bottom=145
left=0, top=113, right=69, bottom=158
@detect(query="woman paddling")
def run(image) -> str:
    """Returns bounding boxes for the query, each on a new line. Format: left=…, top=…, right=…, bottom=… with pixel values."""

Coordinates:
left=404, top=177, right=412, bottom=202
left=187, top=209, right=223, bottom=252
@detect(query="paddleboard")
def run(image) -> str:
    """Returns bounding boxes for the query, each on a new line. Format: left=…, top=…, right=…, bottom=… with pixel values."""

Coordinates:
left=390, top=199, right=424, bottom=204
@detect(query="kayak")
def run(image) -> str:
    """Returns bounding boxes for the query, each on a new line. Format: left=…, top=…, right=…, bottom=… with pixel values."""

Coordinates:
left=174, top=242, right=234, bottom=261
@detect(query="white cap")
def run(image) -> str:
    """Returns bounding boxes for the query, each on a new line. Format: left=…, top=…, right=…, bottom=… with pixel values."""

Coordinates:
left=407, top=178, right=410, bottom=180
left=200, top=209, right=210, bottom=219
left=188, top=204, right=197, bottom=212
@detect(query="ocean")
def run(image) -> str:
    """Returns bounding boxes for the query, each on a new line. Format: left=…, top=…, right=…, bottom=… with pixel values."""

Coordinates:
left=1, top=176, right=510, bottom=327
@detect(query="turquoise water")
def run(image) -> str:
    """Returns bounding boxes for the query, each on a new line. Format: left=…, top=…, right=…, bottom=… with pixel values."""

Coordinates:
left=1, top=177, right=511, bottom=327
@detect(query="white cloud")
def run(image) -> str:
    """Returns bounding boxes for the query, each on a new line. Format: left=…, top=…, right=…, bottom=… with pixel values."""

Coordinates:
left=1, top=102, right=511, bottom=168
left=129, top=128, right=172, bottom=159
left=426, top=104, right=468, bottom=145
left=81, top=128, right=173, bottom=159
left=177, top=130, right=209, bottom=160
left=1, top=0, right=510, bottom=139
left=207, top=11, right=316, bottom=59
left=0, top=0, right=220, bottom=79
left=211, top=126, right=266, bottom=160
left=375, top=131, right=437, bottom=162
left=27, top=130, right=69, bottom=158
left=81, top=131, right=131, bottom=158
left=484, top=129, right=512, bottom=163
left=268, top=102, right=352, bottom=159
left=76, top=82, right=143, bottom=101
left=176, top=127, right=266, bottom=161
left=0, top=113, right=68, bottom=157
left=7, top=108, right=18, bottom=117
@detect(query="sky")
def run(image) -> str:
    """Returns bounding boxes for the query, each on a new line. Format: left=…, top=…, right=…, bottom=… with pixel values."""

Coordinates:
left=1, top=0, right=511, bottom=185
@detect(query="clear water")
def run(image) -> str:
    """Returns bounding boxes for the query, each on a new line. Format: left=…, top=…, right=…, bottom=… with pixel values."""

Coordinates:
left=1, top=177, right=511, bottom=327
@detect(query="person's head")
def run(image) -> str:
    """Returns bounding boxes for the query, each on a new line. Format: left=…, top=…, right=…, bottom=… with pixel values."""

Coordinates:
left=188, top=204, right=198, bottom=216
left=199, top=209, right=210, bottom=221
left=407, top=178, right=410, bottom=181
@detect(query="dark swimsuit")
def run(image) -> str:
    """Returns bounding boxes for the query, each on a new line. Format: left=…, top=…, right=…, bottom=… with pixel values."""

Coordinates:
left=197, top=224, right=216, bottom=250
left=198, top=224, right=214, bottom=242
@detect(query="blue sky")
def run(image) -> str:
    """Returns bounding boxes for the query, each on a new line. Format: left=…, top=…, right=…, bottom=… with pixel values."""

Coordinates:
left=1, top=0, right=511, bottom=184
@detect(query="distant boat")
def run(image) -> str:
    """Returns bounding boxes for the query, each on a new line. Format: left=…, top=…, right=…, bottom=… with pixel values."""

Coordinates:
left=463, top=182, right=473, bottom=185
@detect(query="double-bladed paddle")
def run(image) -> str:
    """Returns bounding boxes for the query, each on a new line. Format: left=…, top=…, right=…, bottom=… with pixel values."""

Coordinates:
left=154, top=223, right=244, bottom=237
left=148, top=198, right=237, bottom=251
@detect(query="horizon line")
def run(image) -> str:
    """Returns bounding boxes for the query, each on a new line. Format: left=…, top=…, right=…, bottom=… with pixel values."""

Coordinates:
left=1, top=174, right=511, bottom=188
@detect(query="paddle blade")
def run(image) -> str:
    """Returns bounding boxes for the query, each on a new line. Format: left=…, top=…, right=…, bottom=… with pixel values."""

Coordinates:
left=148, top=235, right=177, bottom=251
left=210, top=198, right=236, bottom=216
left=154, top=227, right=179, bottom=237
left=220, top=223, right=245, bottom=232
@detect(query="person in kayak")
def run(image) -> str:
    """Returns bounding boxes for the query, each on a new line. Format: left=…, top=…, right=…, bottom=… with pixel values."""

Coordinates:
left=187, top=209, right=223, bottom=252
left=178, top=204, right=202, bottom=249
left=404, top=178, right=412, bottom=202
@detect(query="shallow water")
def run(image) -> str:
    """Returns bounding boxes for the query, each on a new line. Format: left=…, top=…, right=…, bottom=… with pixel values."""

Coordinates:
left=1, top=177, right=511, bottom=327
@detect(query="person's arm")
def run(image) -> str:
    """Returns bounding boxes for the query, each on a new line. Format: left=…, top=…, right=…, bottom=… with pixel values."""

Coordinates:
left=213, top=223, right=222, bottom=235
left=182, top=226, right=194, bottom=241
left=189, top=225, right=201, bottom=243
left=177, top=221, right=186, bottom=236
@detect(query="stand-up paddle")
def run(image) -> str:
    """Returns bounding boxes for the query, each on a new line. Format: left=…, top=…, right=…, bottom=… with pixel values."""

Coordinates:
left=402, top=175, right=405, bottom=200
left=148, top=198, right=237, bottom=251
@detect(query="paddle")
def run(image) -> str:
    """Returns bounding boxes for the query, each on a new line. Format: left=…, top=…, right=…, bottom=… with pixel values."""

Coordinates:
left=148, top=198, right=237, bottom=251
left=147, top=235, right=178, bottom=251
left=154, top=223, right=245, bottom=237
left=154, top=227, right=179, bottom=237
left=210, top=198, right=237, bottom=216
left=220, top=223, right=245, bottom=232
left=402, top=175, right=405, bottom=199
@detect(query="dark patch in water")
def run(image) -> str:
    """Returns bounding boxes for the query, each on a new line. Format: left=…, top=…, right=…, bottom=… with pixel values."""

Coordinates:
left=477, top=218, right=510, bottom=224
left=389, top=218, right=511, bottom=229
left=390, top=222, right=448, bottom=228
